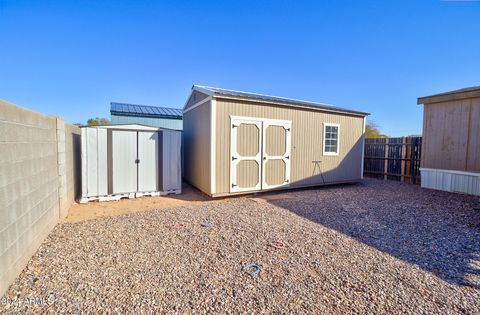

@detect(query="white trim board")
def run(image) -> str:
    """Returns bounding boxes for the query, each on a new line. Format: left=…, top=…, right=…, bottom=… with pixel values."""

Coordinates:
left=229, top=115, right=292, bottom=193
left=210, top=99, right=216, bottom=194
left=323, top=123, right=340, bottom=156
left=361, top=117, right=366, bottom=179
left=229, top=115, right=291, bottom=125
left=229, top=117, right=263, bottom=193
left=261, top=120, right=292, bottom=190
left=183, top=96, right=212, bottom=114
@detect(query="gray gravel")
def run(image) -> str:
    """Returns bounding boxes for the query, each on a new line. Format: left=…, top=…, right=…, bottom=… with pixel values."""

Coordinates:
left=2, top=179, right=480, bottom=314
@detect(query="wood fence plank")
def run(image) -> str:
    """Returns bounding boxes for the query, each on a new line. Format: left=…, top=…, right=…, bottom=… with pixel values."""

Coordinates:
left=364, top=136, right=422, bottom=184
left=384, top=138, right=389, bottom=180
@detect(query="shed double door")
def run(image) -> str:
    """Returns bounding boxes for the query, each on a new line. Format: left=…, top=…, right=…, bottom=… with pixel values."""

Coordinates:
left=230, top=117, right=291, bottom=193
left=111, top=130, right=159, bottom=194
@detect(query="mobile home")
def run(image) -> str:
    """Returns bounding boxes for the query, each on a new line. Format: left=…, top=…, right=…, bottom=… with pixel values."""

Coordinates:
left=418, top=86, right=480, bottom=196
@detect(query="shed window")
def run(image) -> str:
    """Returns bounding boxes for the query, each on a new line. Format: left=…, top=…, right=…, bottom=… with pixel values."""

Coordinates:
left=323, top=124, right=340, bottom=155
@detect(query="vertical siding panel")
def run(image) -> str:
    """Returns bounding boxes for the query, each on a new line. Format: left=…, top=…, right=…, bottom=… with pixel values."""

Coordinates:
left=466, top=97, right=480, bottom=172
left=215, top=99, right=364, bottom=195
left=183, top=102, right=211, bottom=194
left=422, top=100, right=471, bottom=171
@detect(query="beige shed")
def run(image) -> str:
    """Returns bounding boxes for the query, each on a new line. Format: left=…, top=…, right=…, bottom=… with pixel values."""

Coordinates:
left=183, top=85, right=369, bottom=197
left=418, top=86, right=480, bottom=196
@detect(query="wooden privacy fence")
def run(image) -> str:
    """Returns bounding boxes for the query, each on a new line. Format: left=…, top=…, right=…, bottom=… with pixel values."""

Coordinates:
left=364, top=137, right=422, bottom=184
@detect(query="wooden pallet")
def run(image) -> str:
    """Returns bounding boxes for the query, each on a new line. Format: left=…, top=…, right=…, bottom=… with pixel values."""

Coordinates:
left=79, top=189, right=182, bottom=204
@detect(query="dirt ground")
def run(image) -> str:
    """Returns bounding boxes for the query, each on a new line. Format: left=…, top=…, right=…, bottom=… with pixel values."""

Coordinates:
left=66, top=183, right=213, bottom=222
left=2, top=179, right=480, bottom=314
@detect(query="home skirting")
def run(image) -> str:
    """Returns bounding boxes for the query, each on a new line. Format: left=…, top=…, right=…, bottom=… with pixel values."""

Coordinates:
left=420, top=168, right=480, bottom=196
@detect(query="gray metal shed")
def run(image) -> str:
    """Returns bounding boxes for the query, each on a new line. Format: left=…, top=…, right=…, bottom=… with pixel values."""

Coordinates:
left=80, top=124, right=181, bottom=202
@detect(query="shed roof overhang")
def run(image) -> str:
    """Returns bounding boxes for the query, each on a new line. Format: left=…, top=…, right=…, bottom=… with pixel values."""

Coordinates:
left=417, top=86, right=480, bottom=105
left=185, top=85, right=369, bottom=117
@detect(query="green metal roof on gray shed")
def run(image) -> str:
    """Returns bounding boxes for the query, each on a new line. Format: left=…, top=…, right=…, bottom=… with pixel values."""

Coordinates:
left=110, top=102, right=183, bottom=130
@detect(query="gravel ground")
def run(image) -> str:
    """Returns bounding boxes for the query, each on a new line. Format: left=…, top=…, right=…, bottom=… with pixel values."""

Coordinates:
left=1, top=179, right=480, bottom=314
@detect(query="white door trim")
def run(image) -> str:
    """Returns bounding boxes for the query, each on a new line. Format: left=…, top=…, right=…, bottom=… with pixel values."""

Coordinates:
left=229, top=115, right=292, bottom=192
left=262, top=120, right=292, bottom=190
left=230, top=117, right=263, bottom=193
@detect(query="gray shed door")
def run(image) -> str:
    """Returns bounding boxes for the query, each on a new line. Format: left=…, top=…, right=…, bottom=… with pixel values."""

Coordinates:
left=138, top=131, right=159, bottom=192
left=112, top=130, right=138, bottom=194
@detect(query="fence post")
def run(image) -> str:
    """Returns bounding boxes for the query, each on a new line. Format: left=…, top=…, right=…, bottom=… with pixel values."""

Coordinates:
left=383, top=138, right=389, bottom=180
left=406, top=137, right=411, bottom=183
left=410, top=137, right=416, bottom=184
left=400, top=137, right=406, bottom=182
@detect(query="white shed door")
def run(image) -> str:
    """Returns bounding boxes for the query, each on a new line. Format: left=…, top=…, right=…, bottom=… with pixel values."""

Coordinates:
left=138, top=131, right=159, bottom=192
left=230, top=118, right=263, bottom=192
left=112, top=130, right=138, bottom=194
left=262, top=120, right=291, bottom=190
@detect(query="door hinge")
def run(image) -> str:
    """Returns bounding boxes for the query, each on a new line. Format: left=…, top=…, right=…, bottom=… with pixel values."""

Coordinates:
left=232, top=156, right=238, bottom=161
left=135, top=159, right=140, bottom=164
left=285, top=156, right=289, bottom=159
left=232, top=124, right=238, bottom=128
left=286, top=128, right=290, bottom=132
left=232, top=183, right=237, bottom=188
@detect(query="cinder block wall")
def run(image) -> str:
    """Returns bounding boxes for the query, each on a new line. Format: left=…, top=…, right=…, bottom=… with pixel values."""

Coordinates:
left=0, top=100, right=80, bottom=296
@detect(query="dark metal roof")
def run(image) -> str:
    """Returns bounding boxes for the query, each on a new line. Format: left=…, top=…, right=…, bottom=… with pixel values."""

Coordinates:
left=193, top=85, right=369, bottom=116
left=110, top=102, right=182, bottom=119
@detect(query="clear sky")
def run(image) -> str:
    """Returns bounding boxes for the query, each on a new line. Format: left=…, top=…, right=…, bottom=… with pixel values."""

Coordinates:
left=1, top=0, right=479, bottom=136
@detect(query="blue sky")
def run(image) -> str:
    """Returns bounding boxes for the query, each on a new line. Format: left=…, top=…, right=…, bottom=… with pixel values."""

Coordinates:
left=1, top=0, right=479, bottom=136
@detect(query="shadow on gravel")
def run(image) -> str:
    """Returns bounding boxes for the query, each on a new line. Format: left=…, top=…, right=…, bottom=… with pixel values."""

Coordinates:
left=270, top=179, right=480, bottom=289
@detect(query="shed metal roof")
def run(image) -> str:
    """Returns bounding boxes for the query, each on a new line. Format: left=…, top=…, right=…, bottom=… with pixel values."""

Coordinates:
left=111, top=102, right=182, bottom=119
left=417, top=86, right=480, bottom=105
left=192, top=85, right=369, bottom=116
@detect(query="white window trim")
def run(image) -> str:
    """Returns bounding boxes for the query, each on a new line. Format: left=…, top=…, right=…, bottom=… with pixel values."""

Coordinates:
left=323, top=123, right=340, bottom=156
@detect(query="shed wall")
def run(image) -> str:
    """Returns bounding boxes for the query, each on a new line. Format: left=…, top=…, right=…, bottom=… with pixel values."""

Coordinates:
left=422, top=97, right=480, bottom=173
left=214, top=98, right=364, bottom=195
left=182, top=101, right=211, bottom=193
left=160, top=130, right=182, bottom=191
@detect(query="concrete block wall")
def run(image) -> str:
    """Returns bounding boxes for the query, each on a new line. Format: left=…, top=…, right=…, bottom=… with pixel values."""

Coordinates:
left=0, top=100, right=80, bottom=296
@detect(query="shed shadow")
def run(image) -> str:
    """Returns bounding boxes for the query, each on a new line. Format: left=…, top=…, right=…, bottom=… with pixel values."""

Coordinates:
left=71, top=132, right=81, bottom=200
left=265, top=138, right=480, bottom=289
